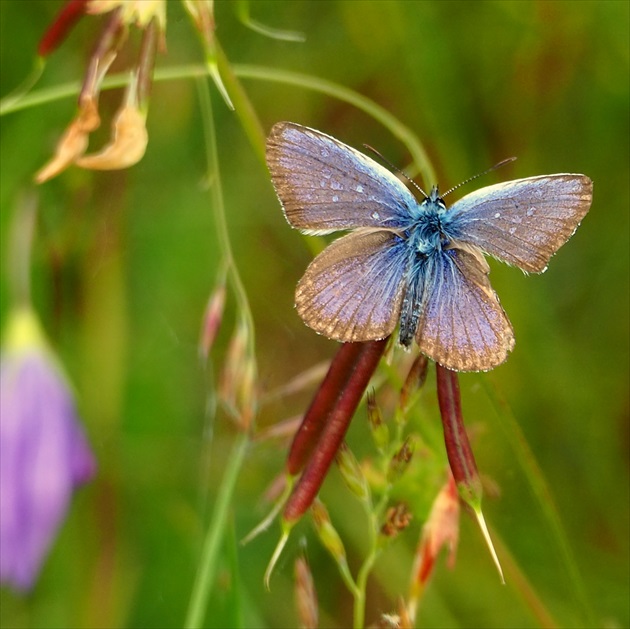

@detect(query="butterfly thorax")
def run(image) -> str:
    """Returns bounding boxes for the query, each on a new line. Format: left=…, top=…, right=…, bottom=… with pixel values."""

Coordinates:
left=398, top=188, right=459, bottom=347
left=406, top=187, right=452, bottom=257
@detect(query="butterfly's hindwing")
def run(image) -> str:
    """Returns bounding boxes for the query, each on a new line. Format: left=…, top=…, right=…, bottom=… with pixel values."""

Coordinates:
left=415, top=248, right=515, bottom=371
left=296, top=230, right=410, bottom=342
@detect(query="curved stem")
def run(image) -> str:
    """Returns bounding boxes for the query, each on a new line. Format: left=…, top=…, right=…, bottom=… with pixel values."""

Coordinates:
left=184, top=433, right=250, bottom=628
left=353, top=493, right=388, bottom=629
left=354, top=549, right=378, bottom=629
left=184, top=78, right=256, bottom=628
left=235, top=0, right=306, bottom=42
left=483, top=376, right=596, bottom=625
left=234, top=64, right=436, bottom=186
left=195, top=76, right=257, bottom=402
left=1, top=63, right=436, bottom=186
left=0, top=57, right=45, bottom=115
left=214, top=41, right=267, bottom=165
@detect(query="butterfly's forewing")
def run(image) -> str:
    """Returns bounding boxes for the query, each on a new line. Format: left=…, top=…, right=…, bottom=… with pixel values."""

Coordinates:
left=416, top=247, right=515, bottom=371
left=266, top=122, right=417, bottom=234
left=447, top=174, right=592, bottom=273
left=296, top=230, right=410, bottom=342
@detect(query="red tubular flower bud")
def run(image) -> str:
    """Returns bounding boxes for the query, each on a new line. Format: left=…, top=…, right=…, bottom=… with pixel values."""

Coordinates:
left=435, top=364, right=504, bottom=582
left=37, top=0, right=88, bottom=57
left=435, top=364, right=482, bottom=506
left=283, top=338, right=388, bottom=523
left=286, top=341, right=365, bottom=476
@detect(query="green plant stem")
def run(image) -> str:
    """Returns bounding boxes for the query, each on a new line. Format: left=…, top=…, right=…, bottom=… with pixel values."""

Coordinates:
left=235, top=0, right=306, bottom=42
left=184, top=432, right=250, bottom=629
left=213, top=41, right=266, bottom=164
left=0, top=56, right=45, bottom=115
left=196, top=75, right=257, bottom=388
left=337, top=557, right=361, bottom=603
left=354, top=549, right=378, bottom=629
left=184, top=78, right=256, bottom=629
left=7, top=191, right=38, bottom=308
left=79, top=173, right=128, bottom=628
left=353, top=499, right=386, bottom=629
left=1, top=63, right=436, bottom=185
left=351, top=479, right=392, bottom=628
left=234, top=65, right=436, bottom=186
left=482, top=376, right=596, bottom=627
left=350, top=399, right=418, bottom=629
left=489, top=526, right=559, bottom=628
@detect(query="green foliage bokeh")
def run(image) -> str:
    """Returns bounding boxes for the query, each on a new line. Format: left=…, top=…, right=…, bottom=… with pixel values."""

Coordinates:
left=0, top=1, right=628, bottom=628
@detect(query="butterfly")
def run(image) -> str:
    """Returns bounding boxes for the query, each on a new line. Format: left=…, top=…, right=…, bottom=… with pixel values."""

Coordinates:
left=266, top=122, right=593, bottom=372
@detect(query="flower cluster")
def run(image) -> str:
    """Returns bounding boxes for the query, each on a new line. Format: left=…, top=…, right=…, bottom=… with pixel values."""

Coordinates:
left=34, top=0, right=225, bottom=183
left=34, top=0, right=168, bottom=182
left=249, top=339, right=506, bottom=625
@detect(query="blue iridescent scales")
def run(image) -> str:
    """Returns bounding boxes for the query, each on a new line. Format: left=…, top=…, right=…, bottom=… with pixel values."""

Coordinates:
left=266, top=122, right=593, bottom=372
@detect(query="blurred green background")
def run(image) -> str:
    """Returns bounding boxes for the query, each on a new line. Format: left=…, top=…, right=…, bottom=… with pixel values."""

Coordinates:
left=1, top=1, right=628, bottom=627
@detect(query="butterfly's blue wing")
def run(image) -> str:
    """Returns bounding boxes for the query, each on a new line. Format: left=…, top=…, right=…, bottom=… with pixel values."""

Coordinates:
left=446, top=174, right=592, bottom=273
left=415, top=247, right=515, bottom=371
left=296, top=230, right=410, bottom=341
left=266, top=122, right=418, bottom=234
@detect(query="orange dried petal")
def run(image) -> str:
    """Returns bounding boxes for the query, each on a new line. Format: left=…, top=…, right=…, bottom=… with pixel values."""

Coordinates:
left=76, top=104, right=147, bottom=170
left=34, top=98, right=100, bottom=183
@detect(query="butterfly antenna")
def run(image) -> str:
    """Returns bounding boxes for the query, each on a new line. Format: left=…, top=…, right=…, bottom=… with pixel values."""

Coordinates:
left=442, top=157, right=517, bottom=198
left=364, top=144, right=428, bottom=198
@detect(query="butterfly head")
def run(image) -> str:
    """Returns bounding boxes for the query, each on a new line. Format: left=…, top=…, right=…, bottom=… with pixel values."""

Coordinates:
left=425, top=185, right=447, bottom=211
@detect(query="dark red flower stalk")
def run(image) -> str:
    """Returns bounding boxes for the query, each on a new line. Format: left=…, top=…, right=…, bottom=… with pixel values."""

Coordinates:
left=435, top=364, right=482, bottom=506
left=37, top=0, right=88, bottom=57
left=286, top=341, right=365, bottom=475
left=283, top=338, right=388, bottom=523
left=435, top=363, right=504, bottom=581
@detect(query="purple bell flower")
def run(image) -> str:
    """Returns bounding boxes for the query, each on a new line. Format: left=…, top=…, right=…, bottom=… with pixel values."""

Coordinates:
left=0, top=308, right=96, bottom=592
